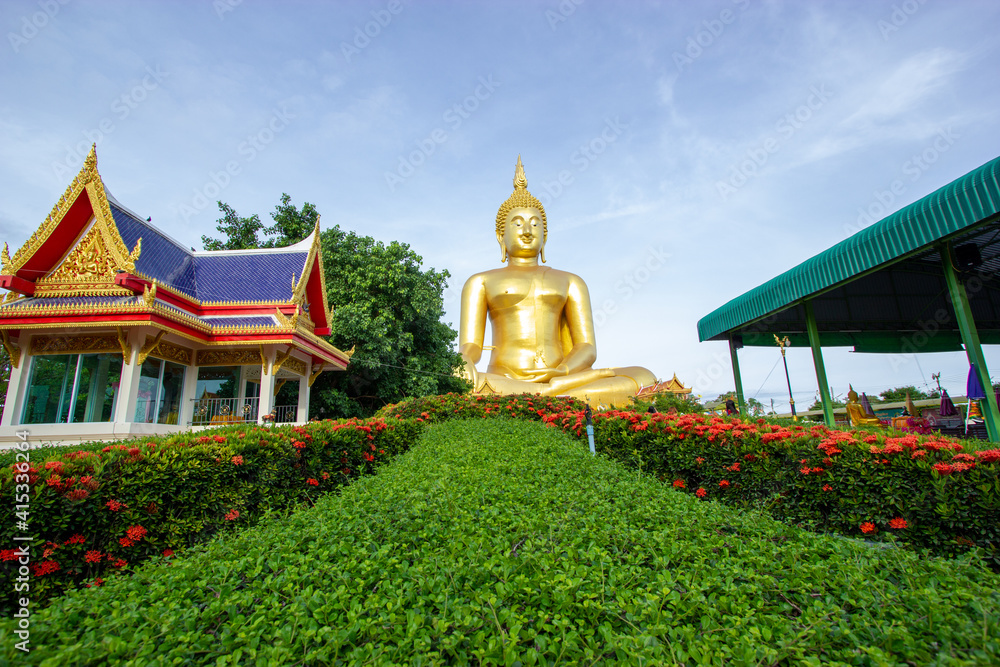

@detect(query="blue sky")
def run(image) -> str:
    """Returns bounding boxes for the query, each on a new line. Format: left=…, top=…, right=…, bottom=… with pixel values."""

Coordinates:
left=2, top=0, right=999, bottom=411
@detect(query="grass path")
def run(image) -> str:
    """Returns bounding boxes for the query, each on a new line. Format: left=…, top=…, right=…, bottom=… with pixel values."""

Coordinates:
left=3, top=419, right=998, bottom=665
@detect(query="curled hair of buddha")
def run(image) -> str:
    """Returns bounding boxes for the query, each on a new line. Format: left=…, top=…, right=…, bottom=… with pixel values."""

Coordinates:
left=496, top=156, right=547, bottom=262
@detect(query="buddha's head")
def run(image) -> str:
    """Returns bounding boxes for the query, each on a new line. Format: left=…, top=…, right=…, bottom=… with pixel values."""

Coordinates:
left=496, top=156, right=547, bottom=263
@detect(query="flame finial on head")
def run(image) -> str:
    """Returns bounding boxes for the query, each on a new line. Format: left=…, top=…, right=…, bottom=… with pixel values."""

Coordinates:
left=513, top=154, right=527, bottom=190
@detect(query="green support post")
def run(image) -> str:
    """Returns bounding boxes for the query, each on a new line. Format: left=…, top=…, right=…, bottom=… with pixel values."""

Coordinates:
left=942, top=243, right=1000, bottom=442
left=729, top=336, right=746, bottom=414
left=805, top=299, right=835, bottom=427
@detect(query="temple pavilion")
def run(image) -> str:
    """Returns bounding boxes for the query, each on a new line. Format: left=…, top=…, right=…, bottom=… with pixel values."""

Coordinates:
left=0, top=148, right=349, bottom=446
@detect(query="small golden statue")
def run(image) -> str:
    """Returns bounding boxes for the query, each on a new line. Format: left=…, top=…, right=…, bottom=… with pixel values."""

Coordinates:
left=458, top=156, right=656, bottom=406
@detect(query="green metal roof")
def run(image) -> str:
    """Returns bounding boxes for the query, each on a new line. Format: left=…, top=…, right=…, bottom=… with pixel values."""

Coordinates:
left=698, top=155, right=1000, bottom=343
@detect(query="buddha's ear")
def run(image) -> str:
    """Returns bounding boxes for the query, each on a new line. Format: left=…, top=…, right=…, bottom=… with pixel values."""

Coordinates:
left=540, top=246, right=546, bottom=264
left=497, top=231, right=507, bottom=263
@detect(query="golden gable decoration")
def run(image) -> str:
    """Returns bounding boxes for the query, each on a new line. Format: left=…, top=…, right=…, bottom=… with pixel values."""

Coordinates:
left=196, top=348, right=265, bottom=367
left=30, top=334, right=121, bottom=356
left=7, top=147, right=141, bottom=291
left=283, top=356, right=306, bottom=376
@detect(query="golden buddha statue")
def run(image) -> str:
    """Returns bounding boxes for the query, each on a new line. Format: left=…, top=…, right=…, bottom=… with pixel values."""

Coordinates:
left=458, top=156, right=656, bottom=406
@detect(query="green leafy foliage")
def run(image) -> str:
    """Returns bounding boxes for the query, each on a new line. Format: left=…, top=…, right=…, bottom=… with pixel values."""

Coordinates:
left=0, top=417, right=420, bottom=612
left=312, top=226, right=468, bottom=418
left=385, top=394, right=1000, bottom=567
left=879, top=385, right=940, bottom=402
left=200, top=194, right=469, bottom=419
left=4, top=419, right=998, bottom=664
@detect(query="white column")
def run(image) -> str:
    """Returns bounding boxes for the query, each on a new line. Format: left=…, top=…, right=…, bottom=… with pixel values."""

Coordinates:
left=257, top=347, right=276, bottom=424
left=296, top=359, right=311, bottom=423
left=178, top=355, right=199, bottom=426
left=2, top=334, right=30, bottom=426
left=114, top=329, right=145, bottom=424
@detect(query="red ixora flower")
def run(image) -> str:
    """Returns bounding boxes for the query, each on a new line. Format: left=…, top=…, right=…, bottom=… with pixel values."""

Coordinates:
left=822, top=484, right=833, bottom=492
left=119, top=537, right=135, bottom=548
left=84, top=550, right=102, bottom=563
left=695, top=488, right=707, bottom=498
left=64, top=534, right=86, bottom=545
left=306, top=478, right=319, bottom=486
left=933, top=463, right=955, bottom=476
left=32, top=560, right=60, bottom=577
left=84, top=577, right=104, bottom=588
left=672, top=479, right=685, bottom=488
left=231, top=455, right=244, bottom=465
left=860, top=522, right=876, bottom=534
left=224, top=509, right=240, bottom=521
left=162, top=549, right=174, bottom=558
left=889, top=517, right=908, bottom=530
left=105, top=499, right=127, bottom=512
left=126, top=525, right=147, bottom=542
left=718, top=480, right=730, bottom=488
left=363, top=452, right=374, bottom=462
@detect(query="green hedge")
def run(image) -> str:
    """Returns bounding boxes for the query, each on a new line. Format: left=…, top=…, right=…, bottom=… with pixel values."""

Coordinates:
left=3, top=419, right=997, bottom=664
left=385, top=393, right=1000, bottom=567
left=0, top=416, right=420, bottom=613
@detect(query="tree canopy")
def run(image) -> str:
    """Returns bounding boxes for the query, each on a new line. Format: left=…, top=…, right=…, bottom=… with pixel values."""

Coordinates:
left=202, top=196, right=468, bottom=418
left=877, top=385, right=939, bottom=402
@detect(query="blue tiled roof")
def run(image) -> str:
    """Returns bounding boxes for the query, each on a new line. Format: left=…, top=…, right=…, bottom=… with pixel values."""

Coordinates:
left=201, top=315, right=278, bottom=328
left=109, top=203, right=309, bottom=304
left=0, top=295, right=142, bottom=310
left=111, top=204, right=199, bottom=298
left=195, top=252, right=305, bottom=303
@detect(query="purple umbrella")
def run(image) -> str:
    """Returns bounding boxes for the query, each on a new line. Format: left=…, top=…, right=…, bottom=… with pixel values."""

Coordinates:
left=939, top=389, right=958, bottom=417
left=860, top=392, right=876, bottom=417
left=967, top=364, right=986, bottom=400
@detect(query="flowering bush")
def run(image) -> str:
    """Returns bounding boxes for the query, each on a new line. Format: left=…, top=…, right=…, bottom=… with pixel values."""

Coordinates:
left=532, top=407, right=999, bottom=566
left=0, top=415, right=420, bottom=612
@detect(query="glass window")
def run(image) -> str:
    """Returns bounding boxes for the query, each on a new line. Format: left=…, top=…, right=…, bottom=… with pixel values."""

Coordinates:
left=134, top=358, right=186, bottom=425
left=196, top=366, right=238, bottom=400
left=22, top=353, right=122, bottom=424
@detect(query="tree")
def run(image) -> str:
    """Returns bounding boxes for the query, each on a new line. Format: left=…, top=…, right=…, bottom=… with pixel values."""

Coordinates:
left=313, top=226, right=468, bottom=417
left=262, top=194, right=318, bottom=248
left=202, top=195, right=468, bottom=418
left=201, top=203, right=264, bottom=251
left=807, top=396, right=846, bottom=412
left=878, top=385, right=939, bottom=402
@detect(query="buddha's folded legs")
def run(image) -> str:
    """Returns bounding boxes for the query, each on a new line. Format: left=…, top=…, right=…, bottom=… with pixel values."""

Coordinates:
left=475, top=366, right=657, bottom=407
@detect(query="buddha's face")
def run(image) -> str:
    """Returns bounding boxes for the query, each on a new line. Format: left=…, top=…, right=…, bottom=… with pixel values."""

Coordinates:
left=499, top=207, right=544, bottom=259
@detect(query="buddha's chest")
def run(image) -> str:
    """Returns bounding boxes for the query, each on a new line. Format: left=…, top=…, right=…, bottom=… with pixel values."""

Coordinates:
left=485, top=271, right=568, bottom=312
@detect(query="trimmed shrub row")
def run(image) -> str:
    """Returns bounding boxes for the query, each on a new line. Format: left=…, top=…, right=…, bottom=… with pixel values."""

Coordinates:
left=383, top=393, right=1000, bottom=567
left=4, top=419, right=997, bottom=664
left=0, top=416, right=420, bottom=613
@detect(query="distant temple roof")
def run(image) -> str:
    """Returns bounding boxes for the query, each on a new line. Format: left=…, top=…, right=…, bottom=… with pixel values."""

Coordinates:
left=636, top=374, right=692, bottom=397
